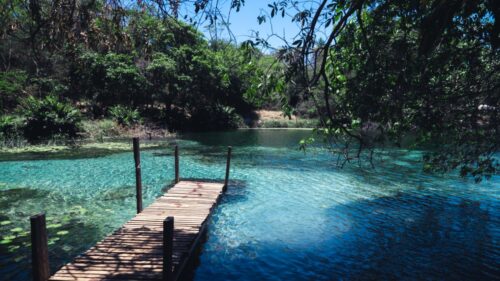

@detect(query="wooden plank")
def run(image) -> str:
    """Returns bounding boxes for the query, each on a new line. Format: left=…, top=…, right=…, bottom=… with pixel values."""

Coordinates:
left=49, top=180, right=225, bottom=281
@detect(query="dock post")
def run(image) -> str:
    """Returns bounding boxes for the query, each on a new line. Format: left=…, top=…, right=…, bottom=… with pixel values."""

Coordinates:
left=174, top=145, right=179, bottom=183
left=163, top=216, right=174, bottom=281
left=133, top=137, right=143, bottom=213
left=224, top=146, right=232, bottom=192
left=30, top=213, right=50, bottom=281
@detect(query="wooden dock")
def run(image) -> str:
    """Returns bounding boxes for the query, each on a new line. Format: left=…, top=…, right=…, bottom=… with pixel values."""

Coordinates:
left=30, top=139, right=232, bottom=281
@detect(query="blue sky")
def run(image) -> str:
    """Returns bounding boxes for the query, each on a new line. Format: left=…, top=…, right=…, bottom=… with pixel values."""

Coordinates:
left=182, top=0, right=303, bottom=49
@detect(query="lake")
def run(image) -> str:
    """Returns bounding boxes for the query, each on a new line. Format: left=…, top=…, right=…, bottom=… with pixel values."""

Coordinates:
left=0, top=129, right=498, bottom=280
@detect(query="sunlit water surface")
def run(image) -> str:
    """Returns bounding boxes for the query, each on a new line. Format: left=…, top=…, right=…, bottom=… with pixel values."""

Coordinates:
left=0, top=130, right=498, bottom=280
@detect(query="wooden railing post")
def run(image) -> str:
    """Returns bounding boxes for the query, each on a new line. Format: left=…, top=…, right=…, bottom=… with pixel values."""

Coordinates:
left=133, top=137, right=143, bottom=213
left=30, top=213, right=50, bottom=281
left=224, top=146, right=232, bottom=192
left=163, top=216, right=174, bottom=281
left=174, top=145, right=179, bottom=183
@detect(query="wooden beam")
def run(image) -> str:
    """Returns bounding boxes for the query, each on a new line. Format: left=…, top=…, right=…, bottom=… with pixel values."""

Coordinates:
left=174, top=145, right=179, bottom=183
left=224, top=146, right=232, bottom=192
left=163, top=217, right=174, bottom=281
left=133, top=137, right=143, bottom=213
left=30, top=213, right=50, bottom=281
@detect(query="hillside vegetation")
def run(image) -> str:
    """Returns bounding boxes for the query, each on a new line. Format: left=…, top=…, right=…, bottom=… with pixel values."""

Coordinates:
left=0, top=2, right=279, bottom=146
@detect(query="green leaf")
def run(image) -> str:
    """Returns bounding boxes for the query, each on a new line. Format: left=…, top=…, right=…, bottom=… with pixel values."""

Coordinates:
left=0, top=239, right=12, bottom=245
left=8, top=245, right=20, bottom=252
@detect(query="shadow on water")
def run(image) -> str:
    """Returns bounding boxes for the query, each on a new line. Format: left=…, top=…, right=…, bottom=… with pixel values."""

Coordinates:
left=189, top=191, right=498, bottom=281
left=177, top=181, right=250, bottom=281
left=179, top=129, right=312, bottom=148
left=100, top=185, right=136, bottom=201
left=0, top=188, right=48, bottom=209
left=0, top=215, right=103, bottom=281
left=0, top=186, right=136, bottom=281
left=320, top=193, right=498, bottom=281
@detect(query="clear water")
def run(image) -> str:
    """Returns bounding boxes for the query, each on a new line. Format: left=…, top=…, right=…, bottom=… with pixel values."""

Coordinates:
left=0, top=129, right=498, bottom=280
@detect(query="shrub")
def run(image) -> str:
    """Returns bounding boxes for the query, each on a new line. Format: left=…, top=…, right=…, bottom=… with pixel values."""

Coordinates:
left=189, top=105, right=242, bottom=131
left=81, top=119, right=121, bottom=141
left=258, top=117, right=317, bottom=128
left=22, top=96, right=82, bottom=142
left=0, top=115, right=23, bottom=139
left=146, top=53, right=176, bottom=83
left=0, top=70, right=28, bottom=113
left=215, top=105, right=243, bottom=129
left=73, top=52, right=150, bottom=114
left=109, top=105, right=141, bottom=127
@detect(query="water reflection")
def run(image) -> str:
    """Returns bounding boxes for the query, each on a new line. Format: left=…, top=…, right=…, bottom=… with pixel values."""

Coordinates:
left=179, top=129, right=313, bottom=148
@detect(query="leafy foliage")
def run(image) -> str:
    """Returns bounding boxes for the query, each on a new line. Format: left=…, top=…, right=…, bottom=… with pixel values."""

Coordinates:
left=21, top=96, right=82, bottom=142
left=71, top=52, right=150, bottom=114
left=254, top=0, right=500, bottom=180
left=0, top=71, right=27, bottom=114
left=0, top=115, right=22, bottom=140
left=0, top=1, right=271, bottom=140
left=109, top=105, right=142, bottom=127
left=189, top=104, right=243, bottom=130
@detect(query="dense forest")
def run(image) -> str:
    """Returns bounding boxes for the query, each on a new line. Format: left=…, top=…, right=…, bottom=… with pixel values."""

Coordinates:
left=0, top=0, right=498, bottom=180
left=0, top=0, right=281, bottom=144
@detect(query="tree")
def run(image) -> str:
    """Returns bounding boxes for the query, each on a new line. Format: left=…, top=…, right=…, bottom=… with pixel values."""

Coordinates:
left=0, top=0, right=265, bottom=136
left=244, top=0, right=499, bottom=181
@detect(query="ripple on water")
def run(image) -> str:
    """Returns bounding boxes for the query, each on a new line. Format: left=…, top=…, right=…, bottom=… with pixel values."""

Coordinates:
left=0, top=130, right=499, bottom=281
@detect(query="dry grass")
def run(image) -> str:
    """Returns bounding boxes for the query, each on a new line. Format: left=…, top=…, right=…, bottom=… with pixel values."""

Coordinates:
left=257, top=110, right=297, bottom=121
left=256, top=110, right=317, bottom=128
left=81, top=119, right=173, bottom=141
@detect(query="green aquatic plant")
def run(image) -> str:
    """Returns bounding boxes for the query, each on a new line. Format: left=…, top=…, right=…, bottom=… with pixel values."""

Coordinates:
left=48, top=237, right=60, bottom=246
left=69, top=205, right=87, bottom=216
left=56, top=230, right=69, bottom=236
left=47, top=223, right=62, bottom=229
left=7, top=245, right=20, bottom=253
left=0, top=238, right=12, bottom=245
left=10, top=227, right=22, bottom=233
left=0, top=140, right=169, bottom=161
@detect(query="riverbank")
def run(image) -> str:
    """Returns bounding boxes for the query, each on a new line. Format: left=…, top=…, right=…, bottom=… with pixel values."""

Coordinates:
left=0, top=140, right=172, bottom=161
left=81, top=119, right=172, bottom=140
left=0, top=111, right=316, bottom=160
left=254, top=110, right=317, bottom=128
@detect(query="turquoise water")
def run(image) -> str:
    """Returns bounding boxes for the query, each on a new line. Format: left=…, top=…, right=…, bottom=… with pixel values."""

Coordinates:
left=0, top=129, right=499, bottom=280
